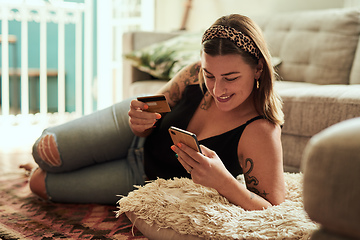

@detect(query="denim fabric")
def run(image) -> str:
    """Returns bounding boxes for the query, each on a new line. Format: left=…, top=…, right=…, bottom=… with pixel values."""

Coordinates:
left=127, top=136, right=147, bottom=185
left=45, top=154, right=142, bottom=205
left=32, top=98, right=146, bottom=205
left=32, top=98, right=135, bottom=173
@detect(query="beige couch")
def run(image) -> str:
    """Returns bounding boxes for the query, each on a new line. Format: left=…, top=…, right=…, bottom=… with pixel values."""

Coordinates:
left=122, top=7, right=360, bottom=174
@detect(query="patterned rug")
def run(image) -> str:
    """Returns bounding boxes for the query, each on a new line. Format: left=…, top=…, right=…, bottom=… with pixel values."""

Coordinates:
left=0, top=172, right=147, bottom=240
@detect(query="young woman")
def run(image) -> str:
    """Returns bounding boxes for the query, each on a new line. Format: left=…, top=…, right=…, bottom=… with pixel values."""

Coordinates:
left=26, top=14, right=285, bottom=210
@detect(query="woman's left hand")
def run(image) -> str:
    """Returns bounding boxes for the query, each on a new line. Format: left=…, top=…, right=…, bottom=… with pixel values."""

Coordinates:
left=171, top=143, right=232, bottom=190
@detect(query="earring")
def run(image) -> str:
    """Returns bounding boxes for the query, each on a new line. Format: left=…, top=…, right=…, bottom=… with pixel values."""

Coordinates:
left=256, top=79, right=260, bottom=89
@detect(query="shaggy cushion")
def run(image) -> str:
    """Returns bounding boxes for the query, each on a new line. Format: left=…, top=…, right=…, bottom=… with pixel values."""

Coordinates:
left=116, top=173, right=318, bottom=240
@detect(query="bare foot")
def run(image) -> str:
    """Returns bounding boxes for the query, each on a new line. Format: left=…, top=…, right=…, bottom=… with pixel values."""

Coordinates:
left=19, top=163, right=37, bottom=172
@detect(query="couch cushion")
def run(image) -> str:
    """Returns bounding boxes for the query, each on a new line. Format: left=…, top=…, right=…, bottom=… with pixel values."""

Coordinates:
left=350, top=35, right=360, bottom=84
left=254, top=8, right=360, bottom=85
left=274, top=80, right=319, bottom=91
left=281, top=134, right=311, bottom=172
left=278, top=84, right=360, bottom=137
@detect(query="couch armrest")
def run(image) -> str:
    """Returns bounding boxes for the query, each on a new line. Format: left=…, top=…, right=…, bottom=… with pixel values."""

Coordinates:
left=122, top=31, right=181, bottom=99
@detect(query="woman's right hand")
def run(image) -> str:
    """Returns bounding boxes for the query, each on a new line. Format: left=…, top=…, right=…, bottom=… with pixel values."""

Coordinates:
left=128, top=99, right=161, bottom=137
left=128, top=62, right=200, bottom=137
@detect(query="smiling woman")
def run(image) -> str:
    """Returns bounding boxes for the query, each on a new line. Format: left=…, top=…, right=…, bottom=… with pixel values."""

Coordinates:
left=200, top=53, right=261, bottom=112
left=199, top=15, right=283, bottom=126
left=26, top=13, right=285, bottom=212
left=146, top=14, right=285, bottom=210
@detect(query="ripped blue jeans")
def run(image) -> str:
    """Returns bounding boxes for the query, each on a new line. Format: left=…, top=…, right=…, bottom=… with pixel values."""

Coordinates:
left=32, top=98, right=146, bottom=205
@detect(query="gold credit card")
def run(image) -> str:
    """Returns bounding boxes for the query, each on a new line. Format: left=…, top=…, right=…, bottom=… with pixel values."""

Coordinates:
left=137, top=94, right=171, bottom=113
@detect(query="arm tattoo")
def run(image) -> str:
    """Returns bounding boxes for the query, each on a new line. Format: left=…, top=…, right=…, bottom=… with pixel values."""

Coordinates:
left=190, top=64, right=200, bottom=82
left=164, top=82, right=181, bottom=104
left=244, top=158, right=269, bottom=199
left=200, top=92, right=212, bottom=110
left=165, top=63, right=200, bottom=104
left=244, top=158, right=259, bottom=185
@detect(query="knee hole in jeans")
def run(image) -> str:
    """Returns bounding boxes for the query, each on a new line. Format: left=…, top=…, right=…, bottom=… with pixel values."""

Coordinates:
left=36, top=133, right=62, bottom=167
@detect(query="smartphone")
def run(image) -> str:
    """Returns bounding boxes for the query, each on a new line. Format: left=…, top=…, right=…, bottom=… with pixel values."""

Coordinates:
left=168, top=126, right=202, bottom=153
left=137, top=94, right=171, bottom=113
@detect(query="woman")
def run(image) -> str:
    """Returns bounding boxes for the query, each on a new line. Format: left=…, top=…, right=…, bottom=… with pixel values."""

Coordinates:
left=27, top=14, right=285, bottom=210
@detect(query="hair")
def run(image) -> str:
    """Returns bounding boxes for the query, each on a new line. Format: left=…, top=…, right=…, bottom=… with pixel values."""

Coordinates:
left=200, top=14, right=284, bottom=126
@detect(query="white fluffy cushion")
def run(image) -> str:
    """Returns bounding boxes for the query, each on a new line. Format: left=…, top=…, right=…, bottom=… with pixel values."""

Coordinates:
left=116, top=173, right=318, bottom=240
left=254, top=8, right=360, bottom=85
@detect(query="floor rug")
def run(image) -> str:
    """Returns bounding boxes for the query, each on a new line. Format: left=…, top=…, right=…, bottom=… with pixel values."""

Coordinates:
left=0, top=172, right=147, bottom=240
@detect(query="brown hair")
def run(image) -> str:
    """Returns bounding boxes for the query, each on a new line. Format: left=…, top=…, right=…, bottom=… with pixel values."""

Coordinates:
left=200, top=14, right=284, bottom=126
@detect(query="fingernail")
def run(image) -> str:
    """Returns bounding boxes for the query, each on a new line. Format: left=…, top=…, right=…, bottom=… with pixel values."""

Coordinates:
left=156, top=113, right=161, bottom=119
left=171, top=145, right=176, bottom=151
left=177, top=143, right=182, bottom=148
left=144, top=104, right=149, bottom=110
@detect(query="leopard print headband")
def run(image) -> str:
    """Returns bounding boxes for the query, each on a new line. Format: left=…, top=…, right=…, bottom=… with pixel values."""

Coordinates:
left=202, top=25, right=261, bottom=60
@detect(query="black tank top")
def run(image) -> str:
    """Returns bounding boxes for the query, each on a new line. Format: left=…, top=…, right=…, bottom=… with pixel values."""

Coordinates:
left=144, top=84, right=263, bottom=180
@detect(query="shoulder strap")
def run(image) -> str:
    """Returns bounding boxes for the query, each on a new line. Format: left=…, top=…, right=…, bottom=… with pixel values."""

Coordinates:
left=245, top=115, right=265, bottom=126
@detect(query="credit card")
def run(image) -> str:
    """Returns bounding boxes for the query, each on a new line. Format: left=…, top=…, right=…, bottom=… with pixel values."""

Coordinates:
left=137, top=94, right=171, bottom=113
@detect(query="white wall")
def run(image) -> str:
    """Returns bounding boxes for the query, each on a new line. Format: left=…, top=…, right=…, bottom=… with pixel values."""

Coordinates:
left=154, top=0, right=347, bottom=32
